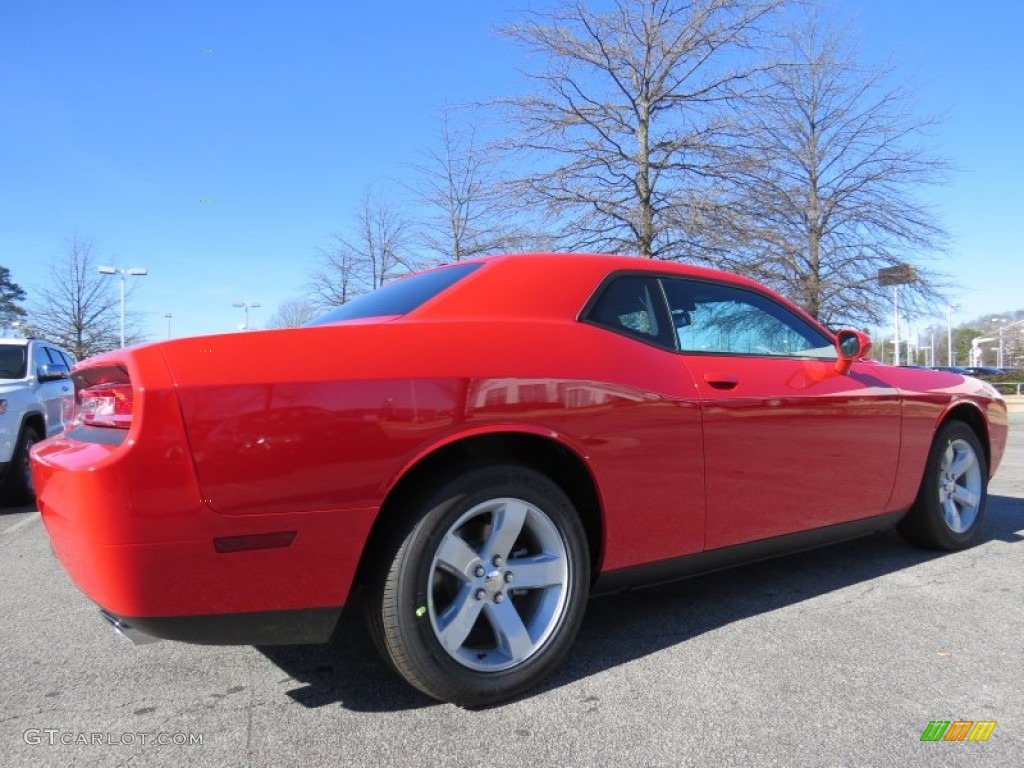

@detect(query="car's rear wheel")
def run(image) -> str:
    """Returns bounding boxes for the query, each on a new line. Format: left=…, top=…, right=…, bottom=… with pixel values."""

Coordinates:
left=364, top=464, right=590, bottom=707
left=2, top=425, right=40, bottom=506
left=898, top=420, right=988, bottom=550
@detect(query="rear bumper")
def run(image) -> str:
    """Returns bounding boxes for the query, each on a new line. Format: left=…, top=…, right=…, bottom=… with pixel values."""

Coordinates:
left=100, top=606, right=343, bottom=646
left=28, top=343, right=381, bottom=647
left=31, top=428, right=377, bottom=643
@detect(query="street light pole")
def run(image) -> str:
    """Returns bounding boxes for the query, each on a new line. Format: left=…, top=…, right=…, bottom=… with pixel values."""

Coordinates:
left=119, top=275, right=125, bottom=347
left=165, top=313, right=173, bottom=339
left=98, top=265, right=148, bottom=347
left=946, top=303, right=960, bottom=367
left=232, top=301, right=261, bottom=330
left=893, top=286, right=900, bottom=366
left=878, top=265, right=915, bottom=366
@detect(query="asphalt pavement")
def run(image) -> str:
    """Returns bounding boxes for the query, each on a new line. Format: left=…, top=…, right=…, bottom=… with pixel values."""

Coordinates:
left=2, top=415, right=1022, bottom=767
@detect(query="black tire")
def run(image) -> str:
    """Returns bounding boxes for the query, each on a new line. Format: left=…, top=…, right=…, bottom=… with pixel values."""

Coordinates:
left=898, top=420, right=988, bottom=551
left=363, top=464, right=590, bottom=707
left=2, top=425, right=41, bottom=506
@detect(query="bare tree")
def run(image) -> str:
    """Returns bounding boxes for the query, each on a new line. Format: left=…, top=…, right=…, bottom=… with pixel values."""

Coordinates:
left=407, top=108, right=527, bottom=262
left=265, top=297, right=319, bottom=329
left=307, top=234, right=370, bottom=310
left=719, top=10, right=950, bottom=327
left=305, top=188, right=413, bottom=311
left=29, top=235, right=136, bottom=358
left=308, top=188, right=415, bottom=311
left=354, top=188, right=413, bottom=288
left=349, top=188, right=415, bottom=288
left=498, top=0, right=784, bottom=258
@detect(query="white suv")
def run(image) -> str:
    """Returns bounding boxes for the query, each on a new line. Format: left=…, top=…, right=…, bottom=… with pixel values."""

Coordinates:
left=0, top=338, right=76, bottom=504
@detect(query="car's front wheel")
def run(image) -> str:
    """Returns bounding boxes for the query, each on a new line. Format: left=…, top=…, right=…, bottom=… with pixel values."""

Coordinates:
left=898, top=420, right=988, bottom=550
left=365, top=464, right=590, bottom=707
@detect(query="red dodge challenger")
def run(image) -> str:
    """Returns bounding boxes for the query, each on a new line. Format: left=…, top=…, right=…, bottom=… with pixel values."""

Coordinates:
left=31, top=254, right=1008, bottom=706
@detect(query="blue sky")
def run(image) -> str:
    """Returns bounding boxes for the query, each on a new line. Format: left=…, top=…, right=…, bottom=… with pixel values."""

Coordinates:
left=1, top=1, right=1021, bottom=342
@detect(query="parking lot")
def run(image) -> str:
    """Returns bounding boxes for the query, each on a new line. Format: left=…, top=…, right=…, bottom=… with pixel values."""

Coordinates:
left=2, top=414, right=1021, bottom=767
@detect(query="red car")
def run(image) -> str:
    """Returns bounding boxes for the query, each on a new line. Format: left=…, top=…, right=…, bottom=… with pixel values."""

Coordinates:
left=31, top=254, right=1008, bottom=706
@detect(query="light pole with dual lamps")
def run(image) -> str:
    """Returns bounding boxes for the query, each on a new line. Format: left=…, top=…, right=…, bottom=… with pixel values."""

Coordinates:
left=232, top=301, right=261, bottom=331
left=878, top=264, right=916, bottom=366
left=97, top=265, right=147, bottom=348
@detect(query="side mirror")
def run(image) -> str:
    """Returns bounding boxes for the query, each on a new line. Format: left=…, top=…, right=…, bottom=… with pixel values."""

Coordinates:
left=37, top=363, right=70, bottom=382
left=670, top=308, right=691, bottom=328
left=834, top=330, right=872, bottom=375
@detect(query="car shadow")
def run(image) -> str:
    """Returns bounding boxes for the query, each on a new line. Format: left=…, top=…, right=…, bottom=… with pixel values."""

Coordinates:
left=0, top=503, right=38, bottom=515
left=257, top=494, right=1024, bottom=712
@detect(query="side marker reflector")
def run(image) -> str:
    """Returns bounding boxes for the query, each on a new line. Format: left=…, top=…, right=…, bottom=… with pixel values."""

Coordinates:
left=214, top=531, right=297, bottom=553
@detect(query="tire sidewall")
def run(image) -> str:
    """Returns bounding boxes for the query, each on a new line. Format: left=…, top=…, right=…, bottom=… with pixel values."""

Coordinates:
left=386, top=465, right=589, bottom=705
left=19, top=427, right=40, bottom=492
left=3, top=425, right=40, bottom=504
left=918, top=422, right=988, bottom=549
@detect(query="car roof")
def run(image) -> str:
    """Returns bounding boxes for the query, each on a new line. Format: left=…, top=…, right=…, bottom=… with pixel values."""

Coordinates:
left=469, top=252, right=771, bottom=286
left=410, top=252, right=796, bottom=323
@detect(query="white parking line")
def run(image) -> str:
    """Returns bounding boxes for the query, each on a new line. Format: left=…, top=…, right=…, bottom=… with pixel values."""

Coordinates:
left=2, top=512, right=40, bottom=535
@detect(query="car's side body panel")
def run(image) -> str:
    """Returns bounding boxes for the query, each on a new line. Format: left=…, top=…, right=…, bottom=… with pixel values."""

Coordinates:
left=159, top=319, right=707, bottom=571
left=680, top=354, right=902, bottom=548
left=29, top=253, right=1010, bottom=650
left=878, top=366, right=1009, bottom=513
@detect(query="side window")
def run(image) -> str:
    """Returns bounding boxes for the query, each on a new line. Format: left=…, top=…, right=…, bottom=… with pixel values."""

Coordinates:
left=0, top=346, right=27, bottom=379
left=44, top=348, right=70, bottom=371
left=34, top=346, right=55, bottom=368
left=660, top=278, right=834, bottom=358
left=584, top=275, right=673, bottom=349
left=59, top=350, right=77, bottom=369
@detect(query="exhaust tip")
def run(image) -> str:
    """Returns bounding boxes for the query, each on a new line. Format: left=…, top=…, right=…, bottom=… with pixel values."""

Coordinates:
left=100, top=610, right=163, bottom=646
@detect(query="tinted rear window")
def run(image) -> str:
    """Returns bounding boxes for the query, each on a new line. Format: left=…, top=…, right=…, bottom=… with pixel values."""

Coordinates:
left=0, top=346, right=28, bottom=379
left=309, top=262, right=484, bottom=325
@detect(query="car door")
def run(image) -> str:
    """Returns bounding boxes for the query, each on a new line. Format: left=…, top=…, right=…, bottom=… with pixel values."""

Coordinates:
left=54, top=349, right=76, bottom=427
left=659, top=277, right=902, bottom=550
left=34, top=345, right=73, bottom=435
left=580, top=273, right=707, bottom=563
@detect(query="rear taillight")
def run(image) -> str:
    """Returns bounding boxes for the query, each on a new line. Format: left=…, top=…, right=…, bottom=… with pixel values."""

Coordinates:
left=78, top=383, right=135, bottom=428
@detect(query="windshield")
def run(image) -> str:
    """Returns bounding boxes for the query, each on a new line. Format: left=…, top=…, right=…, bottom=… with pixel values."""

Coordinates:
left=309, top=262, right=484, bottom=325
left=0, top=346, right=28, bottom=379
